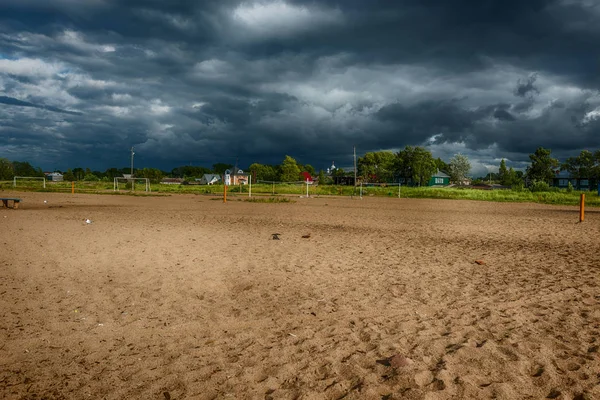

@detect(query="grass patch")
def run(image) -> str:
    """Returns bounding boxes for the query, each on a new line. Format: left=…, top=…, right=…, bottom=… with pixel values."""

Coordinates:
left=2, top=179, right=598, bottom=207
left=244, top=197, right=294, bottom=203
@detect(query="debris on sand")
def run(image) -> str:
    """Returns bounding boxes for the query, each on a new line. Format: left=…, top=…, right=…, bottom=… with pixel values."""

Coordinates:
left=301, top=234, right=311, bottom=239
left=474, top=260, right=485, bottom=265
left=85, top=219, right=92, bottom=224
left=272, top=233, right=281, bottom=240
left=376, top=354, right=414, bottom=368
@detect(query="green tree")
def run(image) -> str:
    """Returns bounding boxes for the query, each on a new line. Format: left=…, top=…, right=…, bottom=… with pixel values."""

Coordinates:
left=526, top=147, right=559, bottom=184
left=248, top=163, right=279, bottom=182
left=594, top=150, right=600, bottom=178
left=103, top=168, right=121, bottom=180
left=171, top=166, right=211, bottom=179
left=448, top=154, right=471, bottom=185
left=212, top=163, right=234, bottom=175
left=561, top=150, right=595, bottom=179
left=506, top=167, right=523, bottom=187
left=358, top=151, right=396, bottom=182
left=63, top=169, right=75, bottom=181
left=280, top=155, right=301, bottom=182
left=138, top=168, right=165, bottom=183
left=396, top=146, right=437, bottom=186
left=303, top=164, right=316, bottom=177
left=0, top=158, right=14, bottom=180
left=83, top=173, right=99, bottom=181
left=498, top=159, right=509, bottom=185
left=434, top=157, right=449, bottom=174
left=72, top=168, right=85, bottom=180
left=13, top=161, right=43, bottom=177
left=317, top=169, right=327, bottom=185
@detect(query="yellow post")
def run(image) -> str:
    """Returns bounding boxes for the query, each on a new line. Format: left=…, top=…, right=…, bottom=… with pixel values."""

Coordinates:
left=223, top=185, right=227, bottom=203
left=580, top=193, right=585, bottom=222
left=71, top=181, right=75, bottom=194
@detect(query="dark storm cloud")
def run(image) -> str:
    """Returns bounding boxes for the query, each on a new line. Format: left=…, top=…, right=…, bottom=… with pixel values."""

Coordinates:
left=0, top=0, right=599, bottom=173
left=0, top=95, right=82, bottom=115
left=514, top=74, right=540, bottom=98
left=493, top=109, right=516, bottom=122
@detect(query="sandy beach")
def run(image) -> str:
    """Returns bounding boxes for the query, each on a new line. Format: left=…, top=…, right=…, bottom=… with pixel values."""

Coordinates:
left=1, top=192, right=599, bottom=399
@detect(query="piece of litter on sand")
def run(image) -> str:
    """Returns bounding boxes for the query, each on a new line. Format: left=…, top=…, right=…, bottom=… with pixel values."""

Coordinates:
left=288, top=333, right=297, bottom=337
left=43, top=200, right=47, bottom=204
left=85, top=219, right=92, bottom=224
left=272, top=233, right=281, bottom=240
left=474, top=260, right=485, bottom=265
left=377, top=354, right=414, bottom=368
left=301, top=234, right=311, bottom=239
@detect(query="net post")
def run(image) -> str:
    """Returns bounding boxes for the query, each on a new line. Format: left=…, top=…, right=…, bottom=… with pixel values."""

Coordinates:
left=580, top=193, right=585, bottom=222
left=249, top=175, right=252, bottom=198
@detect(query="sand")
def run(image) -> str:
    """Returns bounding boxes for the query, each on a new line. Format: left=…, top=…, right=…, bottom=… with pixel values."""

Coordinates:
left=1, top=191, right=599, bottom=399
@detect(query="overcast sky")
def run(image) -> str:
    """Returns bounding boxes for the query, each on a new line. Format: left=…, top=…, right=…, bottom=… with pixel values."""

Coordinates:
left=1, top=0, right=599, bottom=175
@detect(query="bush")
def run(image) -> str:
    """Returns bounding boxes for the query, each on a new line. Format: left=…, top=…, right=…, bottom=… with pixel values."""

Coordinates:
left=529, top=180, right=551, bottom=192
left=566, top=181, right=574, bottom=193
left=511, top=183, right=525, bottom=192
left=83, top=173, right=99, bottom=182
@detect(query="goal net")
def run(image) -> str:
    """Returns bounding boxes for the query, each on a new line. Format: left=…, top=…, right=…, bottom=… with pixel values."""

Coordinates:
left=256, top=179, right=313, bottom=196
left=13, top=176, right=46, bottom=188
left=113, top=177, right=151, bottom=192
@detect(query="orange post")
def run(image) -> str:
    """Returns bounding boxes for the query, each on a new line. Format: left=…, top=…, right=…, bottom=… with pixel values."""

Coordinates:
left=580, top=193, right=585, bottom=222
left=71, top=181, right=75, bottom=194
left=223, top=185, right=227, bottom=203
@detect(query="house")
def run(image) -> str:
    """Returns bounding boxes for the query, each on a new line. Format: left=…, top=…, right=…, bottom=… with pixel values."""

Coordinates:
left=428, top=170, right=450, bottom=186
left=196, top=174, right=221, bottom=185
left=553, top=170, right=591, bottom=190
left=160, top=178, right=183, bottom=185
left=300, top=171, right=314, bottom=184
left=45, top=172, right=64, bottom=182
left=224, top=168, right=249, bottom=185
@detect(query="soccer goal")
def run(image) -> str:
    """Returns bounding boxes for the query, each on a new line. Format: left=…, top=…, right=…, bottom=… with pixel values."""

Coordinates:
left=13, top=176, right=46, bottom=188
left=257, top=179, right=311, bottom=196
left=113, top=177, right=150, bottom=192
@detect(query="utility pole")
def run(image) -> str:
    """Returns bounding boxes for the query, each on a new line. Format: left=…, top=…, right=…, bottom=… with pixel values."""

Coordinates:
left=130, top=147, right=135, bottom=177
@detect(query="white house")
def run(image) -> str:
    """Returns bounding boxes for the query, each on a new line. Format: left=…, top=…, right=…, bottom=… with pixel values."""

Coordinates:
left=224, top=168, right=249, bottom=185
left=196, top=174, right=221, bottom=185
left=45, top=172, right=64, bottom=182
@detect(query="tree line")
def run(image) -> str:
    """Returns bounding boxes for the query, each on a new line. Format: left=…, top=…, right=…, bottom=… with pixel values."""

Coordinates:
left=0, top=160, right=237, bottom=183
left=2, top=146, right=600, bottom=187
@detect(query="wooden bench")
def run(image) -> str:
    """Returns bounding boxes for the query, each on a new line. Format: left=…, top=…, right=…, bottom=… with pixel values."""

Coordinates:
left=0, top=198, right=21, bottom=209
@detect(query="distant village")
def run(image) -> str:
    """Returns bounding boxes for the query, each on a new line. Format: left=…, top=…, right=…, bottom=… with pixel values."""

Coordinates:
left=2, top=146, right=600, bottom=191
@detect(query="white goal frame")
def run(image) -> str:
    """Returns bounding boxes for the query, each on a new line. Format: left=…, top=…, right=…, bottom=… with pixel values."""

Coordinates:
left=113, top=177, right=150, bottom=192
left=13, top=176, right=46, bottom=188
